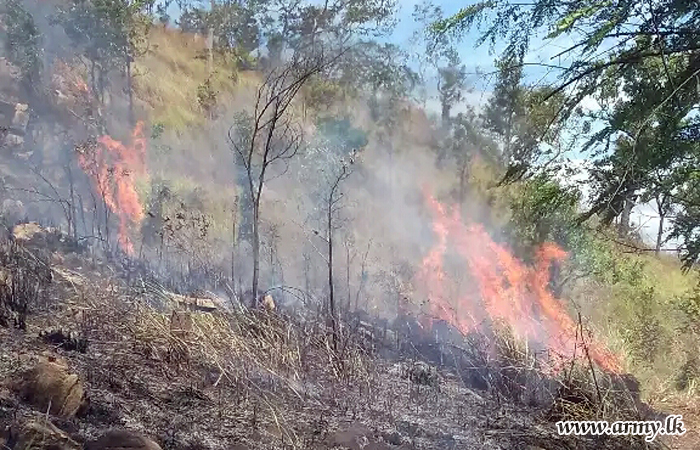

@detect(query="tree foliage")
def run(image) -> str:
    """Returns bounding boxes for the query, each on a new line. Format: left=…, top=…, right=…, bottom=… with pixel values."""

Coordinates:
left=0, top=0, right=43, bottom=90
left=432, top=0, right=700, bottom=267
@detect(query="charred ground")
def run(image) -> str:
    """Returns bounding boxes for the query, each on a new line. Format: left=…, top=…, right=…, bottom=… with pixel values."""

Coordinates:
left=0, top=224, right=667, bottom=450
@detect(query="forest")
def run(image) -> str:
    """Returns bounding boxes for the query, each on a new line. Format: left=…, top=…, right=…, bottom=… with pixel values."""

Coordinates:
left=1, top=0, right=700, bottom=449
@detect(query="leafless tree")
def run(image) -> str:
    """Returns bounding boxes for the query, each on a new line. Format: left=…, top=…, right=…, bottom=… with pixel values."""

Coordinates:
left=325, top=162, right=352, bottom=352
left=228, top=52, right=330, bottom=304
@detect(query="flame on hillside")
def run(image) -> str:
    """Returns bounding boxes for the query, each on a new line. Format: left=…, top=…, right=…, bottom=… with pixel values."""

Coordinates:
left=78, top=122, right=147, bottom=255
left=416, top=189, right=622, bottom=374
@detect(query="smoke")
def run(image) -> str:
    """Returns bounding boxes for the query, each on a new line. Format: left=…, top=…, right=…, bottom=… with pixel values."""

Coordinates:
left=0, top=4, right=622, bottom=373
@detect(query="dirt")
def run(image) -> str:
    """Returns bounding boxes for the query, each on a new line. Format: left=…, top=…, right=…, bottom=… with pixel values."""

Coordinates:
left=0, top=230, right=683, bottom=450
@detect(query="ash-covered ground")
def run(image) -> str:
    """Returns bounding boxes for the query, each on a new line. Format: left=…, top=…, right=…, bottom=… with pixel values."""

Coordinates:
left=0, top=223, right=666, bottom=450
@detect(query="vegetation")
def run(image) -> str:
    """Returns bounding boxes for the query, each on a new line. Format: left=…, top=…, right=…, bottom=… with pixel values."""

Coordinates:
left=2, top=1, right=700, bottom=448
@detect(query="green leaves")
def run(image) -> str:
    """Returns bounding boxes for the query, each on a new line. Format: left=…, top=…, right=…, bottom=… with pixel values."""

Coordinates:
left=429, top=1, right=495, bottom=36
left=431, top=0, right=700, bottom=266
left=0, top=0, right=43, bottom=86
left=546, top=1, right=611, bottom=40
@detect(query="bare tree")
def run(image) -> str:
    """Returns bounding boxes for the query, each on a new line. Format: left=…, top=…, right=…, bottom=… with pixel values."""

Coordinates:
left=325, top=161, right=352, bottom=352
left=228, top=52, right=328, bottom=304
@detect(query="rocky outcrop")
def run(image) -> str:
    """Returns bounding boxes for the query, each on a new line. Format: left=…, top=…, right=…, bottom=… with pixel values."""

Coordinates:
left=85, top=429, right=163, bottom=450
left=12, top=222, right=83, bottom=254
left=0, top=100, right=29, bottom=149
left=8, top=418, right=81, bottom=450
left=13, top=356, right=85, bottom=419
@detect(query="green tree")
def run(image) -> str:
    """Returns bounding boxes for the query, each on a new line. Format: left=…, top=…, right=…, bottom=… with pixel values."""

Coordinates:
left=431, top=0, right=700, bottom=267
left=54, top=0, right=153, bottom=124
left=437, top=48, right=468, bottom=126
left=0, top=0, right=43, bottom=92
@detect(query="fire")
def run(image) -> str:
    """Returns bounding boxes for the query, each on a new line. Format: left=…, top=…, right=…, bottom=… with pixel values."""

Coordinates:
left=417, top=190, right=622, bottom=374
left=78, top=122, right=147, bottom=255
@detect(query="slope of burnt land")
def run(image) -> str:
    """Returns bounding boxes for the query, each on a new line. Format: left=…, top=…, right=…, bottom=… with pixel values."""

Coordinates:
left=0, top=224, right=665, bottom=450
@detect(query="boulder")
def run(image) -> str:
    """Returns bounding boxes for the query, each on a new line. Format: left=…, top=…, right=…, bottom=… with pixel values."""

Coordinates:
left=85, top=429, right=163, bottom=450
left=9, top=418, right=81, bottom=450
left=261, top=294, right=275, bottom=311
left=325, top=423, right=373, bottom=450
left=12, top=222, right=53, bottom=245
left=12, top=222, right=82, bottom=254
left=169, top=293, right=218, bottom=313
left=14, top=357, right=85, bottom=418
left=9, top=103, right=29, bottom=136
left=407, top=361, right=439, bottom=387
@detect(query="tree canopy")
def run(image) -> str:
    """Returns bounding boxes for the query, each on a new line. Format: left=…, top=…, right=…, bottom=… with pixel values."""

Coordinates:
left=430, top=0, right=700, bottom=268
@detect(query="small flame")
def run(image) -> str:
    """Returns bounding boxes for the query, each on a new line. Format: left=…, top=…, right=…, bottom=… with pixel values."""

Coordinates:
left=78, top=122, right=147, bottom=255
left=417, top=189, right=622, bottom=374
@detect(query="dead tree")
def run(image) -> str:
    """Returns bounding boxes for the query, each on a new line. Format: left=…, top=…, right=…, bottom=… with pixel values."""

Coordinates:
left=326, top=162, right=352, bottom=353
left=228, top=52, right=328, bottom=303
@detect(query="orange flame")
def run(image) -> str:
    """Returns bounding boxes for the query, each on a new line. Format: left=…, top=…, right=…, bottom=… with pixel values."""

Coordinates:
left=78, top=122, right=147, bottom=255
left=417, top=189, right=622, bottom=374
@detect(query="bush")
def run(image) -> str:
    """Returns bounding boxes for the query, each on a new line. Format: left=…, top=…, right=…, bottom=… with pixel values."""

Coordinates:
left=0, top=238, right=51, bottom=329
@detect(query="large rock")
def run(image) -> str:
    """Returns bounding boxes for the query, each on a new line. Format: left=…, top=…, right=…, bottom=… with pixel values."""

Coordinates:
left=85, top=429, right=163, bottom=450
left=324, top=423, right=376, bottom=450
left=9, top=103, right=29, bottom=136
left=260, top=294, right=275, bottom=311
left=12, top=222, right=82, bottom=254
left=169, top=293, right=218, bottom=313
left=9, top=418, right=81, bottom=450
left=14, top=357, right=85, bottom=418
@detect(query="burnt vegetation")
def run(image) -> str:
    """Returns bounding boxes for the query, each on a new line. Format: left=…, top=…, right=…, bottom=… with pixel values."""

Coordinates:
left=0, top=0, right=699, bottom=449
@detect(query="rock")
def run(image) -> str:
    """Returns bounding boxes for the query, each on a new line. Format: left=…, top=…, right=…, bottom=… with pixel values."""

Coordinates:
left=12, top=222, right=52, bottom=245
left=3, top=133, right=23, bottom=148
left=170, top=293, right=218, bottom=313
left=364, top=443, right=392, bottom=450
left=9, top=418, right=81, bottom=450
left=1, top=199, right=25, bottom=225
left=12, top=222, right=83, bottom=255
left=9, top=103, right=29, bottom=136
left=382, top=431, right=403, bottom=446
left=170, top=310, right=194, bottom=339
left=85, top=429, right=163, bottom=450
left=15, top=357, right=85, bottom=418
left=325, top=423, right=373, bottom=450
left=261, top=294, right=275, bottom=311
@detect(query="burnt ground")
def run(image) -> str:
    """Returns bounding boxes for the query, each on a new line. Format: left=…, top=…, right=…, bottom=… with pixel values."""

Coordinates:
left=0, top=228, right=675, bottom=450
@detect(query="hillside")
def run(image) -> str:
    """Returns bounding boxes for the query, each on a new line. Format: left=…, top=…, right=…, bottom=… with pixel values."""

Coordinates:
left=2, top=2, right=700, bottom=450
left=0, top=223, right=671, bottom=450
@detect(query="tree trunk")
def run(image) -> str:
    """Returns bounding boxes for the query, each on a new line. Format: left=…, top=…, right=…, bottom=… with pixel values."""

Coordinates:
left=251, top=198, right=260, bottom=307
left=346, top=243, right=351, bottom=315
left=441, top=100, right=450, bottom=128
left=126, top=52, right=134, bottom=128
left=66, top=163, right=77, bottom=240
left=656, top=214, right=665, bottom=256
left=327, top=201, right=337, bottom=353
left=208, top=0, right=215, bottom=74
left=458, top=160, right=469, bottom=203
left=618, top=196, right=635, bottom=238
left=504, top=112, right=513, bottom=163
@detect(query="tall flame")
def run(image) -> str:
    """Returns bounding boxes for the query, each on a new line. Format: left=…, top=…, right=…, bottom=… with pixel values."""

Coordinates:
left=417, top=189, right=622, bottom=374
left=78, top=122, right=147, bottom=255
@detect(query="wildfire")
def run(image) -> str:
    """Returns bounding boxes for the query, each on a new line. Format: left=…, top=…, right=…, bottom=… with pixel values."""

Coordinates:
left=417, top=189, right=622, bottom=374
left=78, top=122, right=147, bottom=255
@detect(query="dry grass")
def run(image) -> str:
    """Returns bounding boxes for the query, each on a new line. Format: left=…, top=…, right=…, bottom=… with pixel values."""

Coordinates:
left=132, top=27, right=256, bottom=131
